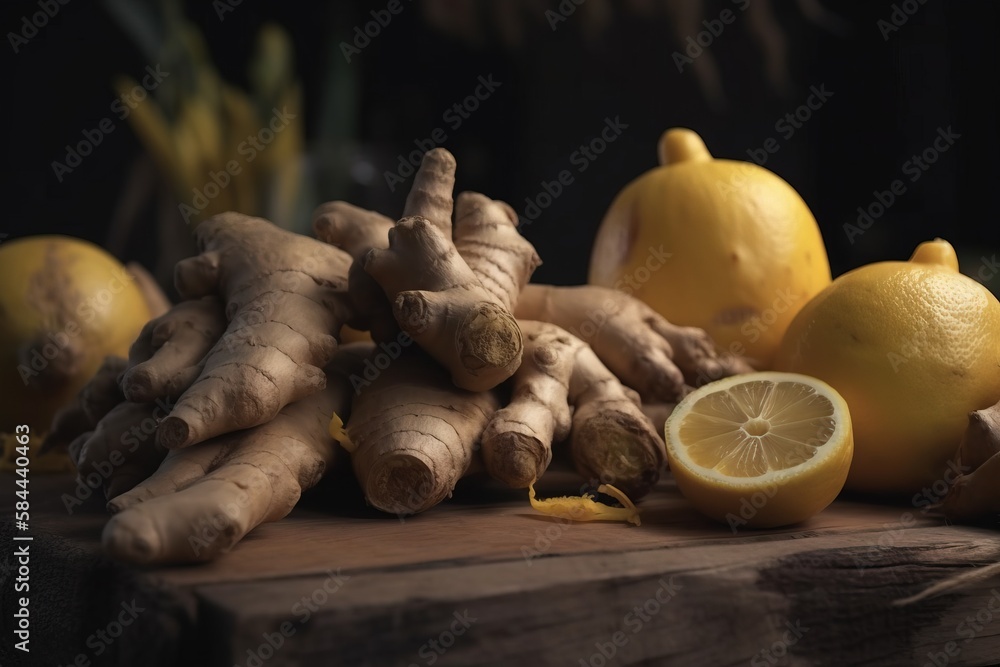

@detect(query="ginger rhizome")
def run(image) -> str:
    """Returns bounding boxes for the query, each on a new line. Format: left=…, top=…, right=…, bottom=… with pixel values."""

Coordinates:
left=70, top=401, right=168, bottom=503
left=937, top=451, right=1000, bottom=521
left=452, top=191, right=540, bottom=313
left=157, top=213, right=355, bottom=448
left=312, top=202, right=398, bottom=341
left=40, top=354, right=170, bottom=502
left=103, top=360, right=354, bottom=563
left=338, top=347, right=499, bottom=516
left=314, top=150, right=545, bottom=513
left=640, top=402, right=677, bottom=437
left=481, top=320, right=665, bottom=497
left=956, top=401, right=1000, bottom=472
left=936, top=400, right=1000, bottom=521
left=566, top=333, right=666, bottom=499
left=120, top=296, right=227, bottom=403
left=897, top=400, right=1000, bottom=602
left=315, top=148, right=536, bottom=392
left=49, top=260, right=358, bottom=563
left=41, top=355, right=128, bottom=454
left=480, top=321, right=575, bottom=489
left=366, top=215, right=526, bottom=392
left=514, top=283, right=752, bottom=401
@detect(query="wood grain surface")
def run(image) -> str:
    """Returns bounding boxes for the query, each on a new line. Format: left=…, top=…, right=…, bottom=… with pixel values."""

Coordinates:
left=2, top=471, right=1000, bottom=667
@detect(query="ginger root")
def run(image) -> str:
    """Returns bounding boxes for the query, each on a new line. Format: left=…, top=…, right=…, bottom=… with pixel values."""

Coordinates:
left=310, top=147, right=457, bottom=343
left=315, top=149, right=538, bottom=392
left=41, top=356, right=128, bottom=454
left=156, top=213, right=355, bottom=448
left=936, top=401, right=1000, bottom=521
left=514, top=283, right=752, bottom=401
left=318, top=153, right=543, bottom=512
left=567, top=335, right=666, bottom=499
left=42, top=402, right=94, bottom=455
left=312, top=201, right=398, bottom=341
left=69, top=401, right=168, bottom=502
left=480, top=321, right=575, bottom=488
left=341, top=349, right=499, bottom=516
left=68, top=146, right=748, bottom=539
left=481, top=321, right=666, bottom=498
left=102, top=358, right=354, bottom=564
left=452, top=191, right=540, bottom=312
left=43, top=357, right=170, bottom=501
left=955, top=401, right=1000, bottom=472
left=41, top=356, right=169, bottom=494
left=120, top=297, right=227, bottom=403
left=366, top=215, right=526, bottom=391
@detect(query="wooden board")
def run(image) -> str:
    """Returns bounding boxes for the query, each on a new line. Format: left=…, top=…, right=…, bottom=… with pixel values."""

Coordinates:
left=2, top=471, right=1000, bottom=666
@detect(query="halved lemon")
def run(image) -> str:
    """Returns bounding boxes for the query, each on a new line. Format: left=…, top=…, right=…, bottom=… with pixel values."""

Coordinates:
left=665, top=372, right=853, bottom=529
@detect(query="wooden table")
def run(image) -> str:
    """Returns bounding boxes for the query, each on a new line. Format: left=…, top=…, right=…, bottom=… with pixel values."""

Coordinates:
left=2, top=470, right=1000, bottom=667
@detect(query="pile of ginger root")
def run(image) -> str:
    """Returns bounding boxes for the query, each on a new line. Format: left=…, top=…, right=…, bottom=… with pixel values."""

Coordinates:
left=47, top=148, right=753, bottom=565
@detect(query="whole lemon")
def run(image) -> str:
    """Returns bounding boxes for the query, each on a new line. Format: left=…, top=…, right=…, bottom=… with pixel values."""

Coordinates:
left=588, top=128, right=831, bottom=368
left=0, top=236, right=152, bottom=433
left=774, top=239, right=1000, bottom=494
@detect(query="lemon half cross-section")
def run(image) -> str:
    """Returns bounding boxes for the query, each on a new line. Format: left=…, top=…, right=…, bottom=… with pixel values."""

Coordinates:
left=665, top=372, right=853, bottom=529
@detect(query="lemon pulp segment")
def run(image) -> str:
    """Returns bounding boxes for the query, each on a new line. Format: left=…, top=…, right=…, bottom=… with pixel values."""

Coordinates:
left=679, top=380, right=836, bottom=477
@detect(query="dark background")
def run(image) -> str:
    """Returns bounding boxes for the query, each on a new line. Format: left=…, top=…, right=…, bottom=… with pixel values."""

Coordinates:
left=2, top=0, right=997, bottom=289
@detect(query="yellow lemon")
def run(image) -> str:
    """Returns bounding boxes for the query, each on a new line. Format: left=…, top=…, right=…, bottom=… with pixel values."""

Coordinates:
left=588, top=128, right=831, bottom=368
left=665, top=371, right=853, bottom=528
left=775, top=239, right=1000, bottom=494
left=0, top=236, right=151, bottom=432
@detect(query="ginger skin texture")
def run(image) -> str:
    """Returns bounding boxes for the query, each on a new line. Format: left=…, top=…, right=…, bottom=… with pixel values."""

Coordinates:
left=315, top=148, right=539, bottom=393
left=514, top=283, right=752, bottom=401
left=481, top=320, right=665, bottom=498
left=120, top=296, right=227, bottom=403
left=345, top=349, right=499, bottom=516
left=155, top=213, right=355, bottom=449
left=938, top=401, right=1000, bottom=521
left=102, top=359, right=355, bottom=564
left=41, top=355, right=128, bottom=454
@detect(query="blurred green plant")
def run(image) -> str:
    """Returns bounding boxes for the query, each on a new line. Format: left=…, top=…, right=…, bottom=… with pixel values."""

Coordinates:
left=103, top=0, right=305, bottom=229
